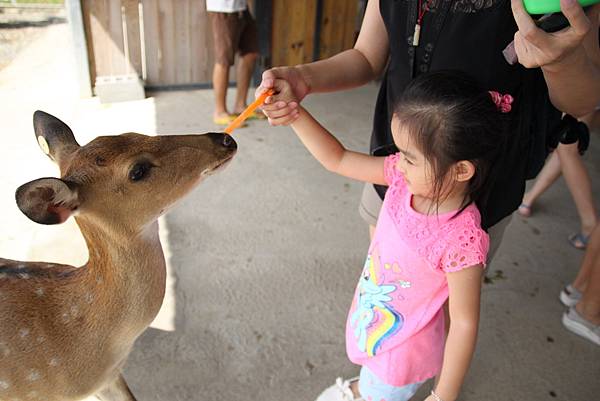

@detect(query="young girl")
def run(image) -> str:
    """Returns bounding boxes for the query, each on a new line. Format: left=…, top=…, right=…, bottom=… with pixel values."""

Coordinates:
left=279, top=70, right=512, bottom=401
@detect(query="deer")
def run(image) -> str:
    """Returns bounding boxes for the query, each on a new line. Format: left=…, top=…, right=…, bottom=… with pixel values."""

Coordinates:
left=0, top=111, right=237, bottom=401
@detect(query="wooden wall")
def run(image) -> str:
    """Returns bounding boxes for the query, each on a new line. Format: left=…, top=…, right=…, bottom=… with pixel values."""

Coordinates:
left=318, top=0, right=359, bottom=59
left=80, top=0, right=361, bottom=89
left=271, top=0, right=360, bottom=67
left=82, top=0, right=220, bottom=88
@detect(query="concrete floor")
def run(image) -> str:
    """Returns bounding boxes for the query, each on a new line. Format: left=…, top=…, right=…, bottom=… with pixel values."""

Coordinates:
left=0, top=23, right=599, bottom=401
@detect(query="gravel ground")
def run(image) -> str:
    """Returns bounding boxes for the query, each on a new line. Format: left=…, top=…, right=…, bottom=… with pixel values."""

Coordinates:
left=0, top=5, right=66, bottom=70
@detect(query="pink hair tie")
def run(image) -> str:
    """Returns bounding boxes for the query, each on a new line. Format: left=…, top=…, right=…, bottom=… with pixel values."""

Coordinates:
left=489, top=91, right=514, bottom=113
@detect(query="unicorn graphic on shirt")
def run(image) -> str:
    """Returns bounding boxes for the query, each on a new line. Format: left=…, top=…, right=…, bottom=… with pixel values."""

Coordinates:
left=350, top=247, right=404, bottom=356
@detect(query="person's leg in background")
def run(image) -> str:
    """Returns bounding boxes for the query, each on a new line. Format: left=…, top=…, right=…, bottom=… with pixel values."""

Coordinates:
left=562, top=223, right=600, bottom=345
left=233, top=10, right=261, bottom=117
left=209, top=12, right=237, bottom=124
left=519, top=151, right=561, bottom=217
left=213, top=62, right=231, bottom=122
left=558, top=116, right=598, bottom=249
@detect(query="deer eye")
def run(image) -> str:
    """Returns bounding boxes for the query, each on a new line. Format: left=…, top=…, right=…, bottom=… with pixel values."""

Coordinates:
left=129, top=162, right=153, bottom=182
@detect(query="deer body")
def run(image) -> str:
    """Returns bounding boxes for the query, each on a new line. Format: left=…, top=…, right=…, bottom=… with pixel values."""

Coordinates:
left=0, top=111, right=237, bottom=401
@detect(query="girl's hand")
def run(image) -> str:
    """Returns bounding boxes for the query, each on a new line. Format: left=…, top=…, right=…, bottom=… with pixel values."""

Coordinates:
left=255, top=66, right=309, bottom=126
left=511, top=0, right=595, bottom=71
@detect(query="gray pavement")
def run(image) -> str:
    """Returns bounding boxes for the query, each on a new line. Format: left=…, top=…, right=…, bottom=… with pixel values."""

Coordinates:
left=0, top=23, right=599, bottom=401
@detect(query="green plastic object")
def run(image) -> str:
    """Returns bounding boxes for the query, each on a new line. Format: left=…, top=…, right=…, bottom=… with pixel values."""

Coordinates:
left=523, top=0, right=600, bottom=14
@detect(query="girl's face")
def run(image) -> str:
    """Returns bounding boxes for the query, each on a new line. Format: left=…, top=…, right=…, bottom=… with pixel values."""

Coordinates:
left=390, top=116, right=436, bottom=198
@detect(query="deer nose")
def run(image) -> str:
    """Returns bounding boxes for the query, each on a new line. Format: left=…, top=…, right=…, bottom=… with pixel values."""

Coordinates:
left=206, top=132, right=237, bottom=150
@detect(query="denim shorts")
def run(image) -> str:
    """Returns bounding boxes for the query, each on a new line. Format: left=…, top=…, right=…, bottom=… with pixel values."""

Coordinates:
left=358, top=366, right=425, bottom=401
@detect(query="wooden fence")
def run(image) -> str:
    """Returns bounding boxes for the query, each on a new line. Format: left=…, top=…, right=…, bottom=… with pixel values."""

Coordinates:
left=77, top=0, right=363, bottom=91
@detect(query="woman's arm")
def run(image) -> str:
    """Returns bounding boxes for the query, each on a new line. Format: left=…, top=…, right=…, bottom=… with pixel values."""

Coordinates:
left=259, top=0, right=389, bottom=126
left=511, top=0, right=600, bottom=116
left=429, top=265, right=483, bottom=401
left=290, top=106, right=386, bottom=185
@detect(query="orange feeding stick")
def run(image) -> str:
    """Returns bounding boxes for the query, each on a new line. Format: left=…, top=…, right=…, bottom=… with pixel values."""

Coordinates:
left=224, top=89, right=275, bottom=134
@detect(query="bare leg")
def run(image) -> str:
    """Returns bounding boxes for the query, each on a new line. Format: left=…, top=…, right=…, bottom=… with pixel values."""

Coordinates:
left=575, top=224, right=600, bottom=325
left=233, top=52, right=258, bottom=113
left=520, top=151, right=561, bottom=215
left=96, top=374, right=137, bottom=401
left=556, top=141, right=598, bottom=239
left=212, top=62, right=231, bottom=120
left=573, top=224, right=600, bottom=293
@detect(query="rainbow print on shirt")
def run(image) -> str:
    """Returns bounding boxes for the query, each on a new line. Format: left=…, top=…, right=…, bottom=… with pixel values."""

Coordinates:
left=350, top=247, right=404, bottom=356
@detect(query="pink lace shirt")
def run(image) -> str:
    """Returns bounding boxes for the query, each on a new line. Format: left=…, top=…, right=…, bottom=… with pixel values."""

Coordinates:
left=345, top=154, right=489, bottom=386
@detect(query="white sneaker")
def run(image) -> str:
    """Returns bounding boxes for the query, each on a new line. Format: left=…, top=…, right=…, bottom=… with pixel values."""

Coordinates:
left=562, top=307, right=600, bottom=346
left=559, top=284, right=582, bottom=307
left=315, top=377, right=363, bottom=401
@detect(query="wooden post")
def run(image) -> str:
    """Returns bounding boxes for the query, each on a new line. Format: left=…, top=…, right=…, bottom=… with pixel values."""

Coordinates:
left=65, top=0, right=93, bottom=97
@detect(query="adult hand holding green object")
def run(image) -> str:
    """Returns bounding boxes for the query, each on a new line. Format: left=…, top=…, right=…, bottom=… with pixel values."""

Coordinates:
left=509, top=0, right=598, bottom=69
left=523, top=0, right=600, bottom=14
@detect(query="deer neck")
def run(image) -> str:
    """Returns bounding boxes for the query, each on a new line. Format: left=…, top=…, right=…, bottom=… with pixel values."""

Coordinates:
left=75, top=216, right=167, bottom=330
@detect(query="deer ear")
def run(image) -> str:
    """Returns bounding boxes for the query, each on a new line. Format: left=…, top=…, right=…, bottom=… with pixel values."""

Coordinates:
left=15, top=178, right=80, bottom=225
left=33, top=111, right=80, bottom=165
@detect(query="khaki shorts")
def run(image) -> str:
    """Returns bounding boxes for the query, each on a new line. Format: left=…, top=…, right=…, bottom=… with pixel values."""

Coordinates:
left=209, top=10, right=258, bottom=66
left=358, top=182, right=513, bottom=265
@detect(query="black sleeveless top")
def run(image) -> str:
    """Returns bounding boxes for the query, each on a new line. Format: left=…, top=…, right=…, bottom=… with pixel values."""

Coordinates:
left=372, top=0, right=561, bottom=229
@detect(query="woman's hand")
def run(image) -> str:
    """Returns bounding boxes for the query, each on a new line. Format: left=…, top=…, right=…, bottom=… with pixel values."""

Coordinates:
left=255, top=66, right=309, bottom=126
left=511, top=0, right=595, bottom=71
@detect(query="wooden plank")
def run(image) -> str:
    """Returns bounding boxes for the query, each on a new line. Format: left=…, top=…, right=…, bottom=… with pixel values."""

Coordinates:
left=303, top=0, right=316, bottom=64
left=87, top=0, right=110, bottom=76
left=84, top=0, right=132, bottom=77
left=271, top=0, right=317, bottom=67
left=141, top=0, right=160, bottom=85
left=81, top=0, right=97, bottom=85
left=173, top=0, right=189, bottom=83
left=271, top=0, right=287, bottom=66
left=319, top=0, right=358, bottom=59
left=107, top=0, right=125, bottom=74
left=66, top=0, right=93, bottom=97
left=191, top=0, right=211, bottom=83
left=158, top=0, right=176, bottom=84
left=343, top=0, right=359, bottom=49
left=122, top=0, right=143, bottom=76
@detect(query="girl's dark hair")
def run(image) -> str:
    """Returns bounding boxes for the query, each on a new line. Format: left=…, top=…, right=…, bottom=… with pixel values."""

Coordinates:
left=393, top=70, right=509, bottom=215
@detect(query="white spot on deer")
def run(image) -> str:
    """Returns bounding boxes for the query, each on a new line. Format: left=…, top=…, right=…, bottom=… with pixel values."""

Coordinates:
left=70, top=305, right=79, bottom=317
left=0, top=379, right=9, bottom=390
left=18, top=273, right=30, bottom=280
left=0, top=273, right=7, bottom=279
left=49, top=357, right=60, bottom=367
left=35, top=288, right=44, bottom=297
left=61, top=313, right=70, bottom=323
left=19, top=328, right=30, bottom=338
left=17, top=264, right=27, bottom=269
left=26, top=370, right=40, bottom=381
left=0, top=342, right=10, bottom=356
left=84, top=293, right=94, bottom=303
left=36, top=336, right=45, bottom=344
left=27, top=391, right=38, bottom=399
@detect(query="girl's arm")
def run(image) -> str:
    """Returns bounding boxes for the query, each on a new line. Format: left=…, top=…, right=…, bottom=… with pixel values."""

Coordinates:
left=428, top=265, right=483, bottom=401
left=290, top=106, right=386, bottom=185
